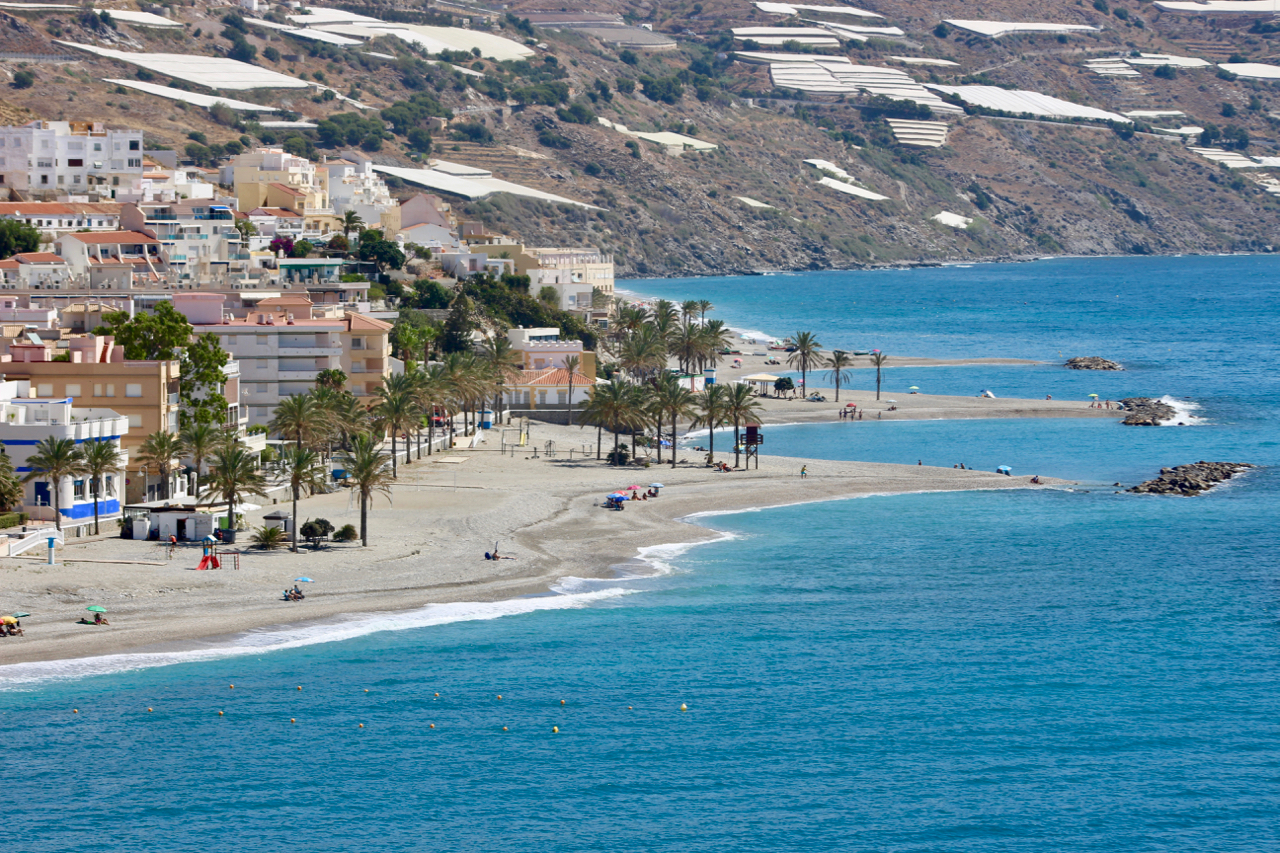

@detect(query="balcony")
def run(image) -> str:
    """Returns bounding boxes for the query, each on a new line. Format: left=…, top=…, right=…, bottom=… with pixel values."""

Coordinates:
left=276, top=345, right=342, bottom=357
left=168, top=392, right=180, bottom=406
left=277, top=369, right=320, bottom=381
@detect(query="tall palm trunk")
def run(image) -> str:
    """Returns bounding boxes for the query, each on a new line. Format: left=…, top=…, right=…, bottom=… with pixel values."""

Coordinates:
left=291, top=484, right=299, bottom=552
left=227, top=495, right=236, bottom=539
left=53, top=476, right=62, bottom=531
left=428, top=418, right=435, bottom=456
left=734, top=416, right=741, bottom=468
left=92, top=477, right=100, bottom=536
left=708, top=423, right=715, bottom=464
left=655, top=412, right=663, bottom=464
left=596, top=424, right=602, bottom=460
left=612, top=424, right=620, bottom=464
left=360, top=492, right=369, bottom=546
left=390, top=435, right=398, bottom=477
left=671, top=416, right=678, bottom=470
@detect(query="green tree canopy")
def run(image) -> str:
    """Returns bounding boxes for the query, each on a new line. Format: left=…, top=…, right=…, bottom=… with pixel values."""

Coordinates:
left=0, top=220, right=41, bottom=259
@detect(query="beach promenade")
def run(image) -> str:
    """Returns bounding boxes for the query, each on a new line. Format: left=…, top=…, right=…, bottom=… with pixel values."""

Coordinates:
left=0, top=389, right=1117, bottom=668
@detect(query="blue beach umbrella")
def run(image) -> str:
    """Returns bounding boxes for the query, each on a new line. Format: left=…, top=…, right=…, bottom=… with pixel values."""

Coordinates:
left=294, top=577, right=314, bottom=583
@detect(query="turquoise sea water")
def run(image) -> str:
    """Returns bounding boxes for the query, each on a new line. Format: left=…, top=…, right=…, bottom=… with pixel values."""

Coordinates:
left=6, top=257, right=1280, bottom=851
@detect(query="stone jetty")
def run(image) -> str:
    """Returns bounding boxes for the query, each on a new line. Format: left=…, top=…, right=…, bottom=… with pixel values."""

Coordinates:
left=1119, top=397, right=1177, bottom=425
left=1127, top=462, right=1255, bottom=496
left=1065, top=356, right=1123, bottom=370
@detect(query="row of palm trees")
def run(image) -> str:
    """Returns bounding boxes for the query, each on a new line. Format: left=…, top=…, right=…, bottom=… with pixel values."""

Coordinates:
left=783, top=332, right=890, bottom=401
left=606, top=298, right=735, bottom=380
left=582, top=374, right=765, bottom=468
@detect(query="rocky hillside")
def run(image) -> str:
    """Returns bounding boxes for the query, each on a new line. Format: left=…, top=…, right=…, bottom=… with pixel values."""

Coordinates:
left=4, top=0, right=1280, bottom=276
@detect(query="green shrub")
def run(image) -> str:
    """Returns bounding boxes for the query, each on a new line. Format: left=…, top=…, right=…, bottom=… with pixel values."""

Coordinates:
left=251, top=525, right=287, bottom=550
left=0, top=511, right=29, bottom=529
left=333, top=524, right=359, bottom=542
left=12, top=70, right=34, bottom=89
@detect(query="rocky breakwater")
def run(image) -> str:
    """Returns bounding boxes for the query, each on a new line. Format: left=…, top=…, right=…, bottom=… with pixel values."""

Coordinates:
left=1065, top=356, right=1124, bottom=370
left=1119, top=397, right=1176, bottom=425
left=1128, top=462, right=1255, bottom=496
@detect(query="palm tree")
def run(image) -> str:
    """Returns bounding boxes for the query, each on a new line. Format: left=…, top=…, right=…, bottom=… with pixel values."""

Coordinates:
left=136, top=430, right=184, bottom=500
left=79, top=439, right=125, bottom=535
left=673, top=323, right=700, bottom=375
left=180, top=422, right=219, bottom=499
left=693, top=384, right=730, bottom=464
left=202, top=441, right=268, bottom=537
left=342, top=432, right=394, bottom=546
left=316, top=368, right=347, bottom=391
left=786, top=331, right=823, bottom=396
left=620, top=325, right=667, bottom=382
left=697, top=299, right=714, bottom=323
left=653, top=375, right=698, bottom=470
left=699, top=320, right=734, bottom=371
left=412, top=363, right=450, bottom=457
left=0, top=449, right=23, bottom=512
left=825, top=350, right=854, bottom=403
left=586, top=379, right=638, bottom=464
left=278, top=446, right=327, bottom=552
left=724, top=382, right=764, bottom=468
left=320, top=390, right=367, bottom=454
left=563, top=354, right=581, bottom=426
left=479, top=336, right=524, bottom=422
left=341, top=209, right=364, bottom=238
left=270, top=393, right=324, bottom=448
left=373, top=374, right=419, bottom=475
left=869, top=351, right=888, bottom=400
left=680, top=299, right=700, bottom=324
left=22, top=437, right=85, bottom=531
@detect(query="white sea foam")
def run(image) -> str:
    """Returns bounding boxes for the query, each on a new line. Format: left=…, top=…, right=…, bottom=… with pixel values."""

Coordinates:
left=0, top=587, right=636, bottom=688
left=1155, top=395, right=1208, bottom=426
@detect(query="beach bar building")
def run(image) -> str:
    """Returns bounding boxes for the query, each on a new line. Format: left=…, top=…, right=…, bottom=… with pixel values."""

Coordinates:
left=0, top=378, right=128, bottom=535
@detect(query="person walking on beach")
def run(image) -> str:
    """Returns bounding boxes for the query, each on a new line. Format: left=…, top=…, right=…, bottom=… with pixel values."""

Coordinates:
left=800, top=465, right=808, bottom=479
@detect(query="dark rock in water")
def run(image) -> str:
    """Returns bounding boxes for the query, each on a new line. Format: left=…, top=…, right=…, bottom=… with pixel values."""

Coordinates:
left=1119, top=397, right=1176, bottom=426
left=1065, top=356, right=1124, bottom=371
left=1127, top=461, right=1254, bottom=496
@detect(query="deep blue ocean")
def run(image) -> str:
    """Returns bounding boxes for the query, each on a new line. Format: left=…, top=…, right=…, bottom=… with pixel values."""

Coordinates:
left=5, top=257, right=1280, bottom=851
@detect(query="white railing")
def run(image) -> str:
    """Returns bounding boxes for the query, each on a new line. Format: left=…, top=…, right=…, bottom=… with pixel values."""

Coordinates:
left=7, top=527, right=63, bottom=556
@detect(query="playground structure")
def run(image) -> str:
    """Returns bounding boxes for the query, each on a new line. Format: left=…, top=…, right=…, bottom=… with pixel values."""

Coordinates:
left=194, top=538, right=239, bottom=570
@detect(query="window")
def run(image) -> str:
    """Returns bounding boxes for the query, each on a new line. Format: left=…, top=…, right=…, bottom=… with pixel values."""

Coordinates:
left=351, top=337, right=365, bottom=350
left=557, top=390, right=567, bottom=405
left=128, top=414, right=142, bottom=428
left=256, top=334, right=268, bottom=346
left=538, top=390, right=548, bottom=405
left=256, top=383, right=267, bottom=393
left=39, top=175, right=48, bottom=185
left=93, top=143, right=102, bottom=152
left=65, top=384, right=81, bottom=397
left=125, top=383, right=142, bottom=398
left=93, top=384, right=103, bottom=397
left=36, top=383, right=52, bottom=397
left=73, top=479, right=85, bottom=500
left=224, top=335, right=236, bottom=347
left=127, top=158, right=141, bottom=168
left=106, top=384, right=114, bottom=397
left=128, top=140, right=140, bottom=151
left=104, top=475, right=114, bottom=498
left=256, top=360, right=267, bottom=369
left=254, top=406, right=268, bottom=417
left=68, top=158, right=83, bottom=167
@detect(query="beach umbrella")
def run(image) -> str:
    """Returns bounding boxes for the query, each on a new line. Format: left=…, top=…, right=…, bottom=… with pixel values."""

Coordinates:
left=649, top=483, right=664, bottom=488
left=12, top=612, right=30, bottom=618
left=85, top=605, right=106, bottom=613
left=622, top=485, right=643, bottom=491
left=845, top=403, right=856, bottom=407
left=886, top=399, right=898, bottom=403
left=1088, top=394, right=1099, bottom=398
left=295, top=577, right=314, bottom=583
left=908, top=386, right=919, bottom=390
left=0, top=616, right=14, bottom=625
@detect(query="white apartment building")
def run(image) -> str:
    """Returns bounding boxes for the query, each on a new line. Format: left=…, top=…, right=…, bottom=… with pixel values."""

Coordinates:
left=0, top=378, right=129, bottom=532
left=0, top=201, right=122, bottom=237
left=506, top=327, right=596, bottom=377
left=0, top=296, right=57, bottom=328
left=324, top=157, right=400, bottom=234
left=0, top=121, right=145, bottom=201
left=120, top=201, right=245, bottom=284
left=116, top=166, right=219, bottom=204
left=172, top=293, right=392, bottom=426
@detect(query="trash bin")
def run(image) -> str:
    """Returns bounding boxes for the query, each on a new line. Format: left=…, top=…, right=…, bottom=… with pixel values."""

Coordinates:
left=480, top=410, right=493, bottom=429
left=221, top=528, right=237, bottom=544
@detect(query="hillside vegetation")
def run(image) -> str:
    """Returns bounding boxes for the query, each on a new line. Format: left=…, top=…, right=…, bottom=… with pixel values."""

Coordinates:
left=4, top=0, right=1280, bottom=275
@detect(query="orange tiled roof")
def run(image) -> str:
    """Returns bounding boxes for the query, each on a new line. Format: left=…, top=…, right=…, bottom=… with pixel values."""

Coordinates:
left=268, top=182, right=306, bottom=198
left=518, top=367, right=593, bottom=387
left=64, top=231, right=159, bottom=245
left=345, top=312, right=392, bottom=331
left=13, top=252, right=65, bottom=263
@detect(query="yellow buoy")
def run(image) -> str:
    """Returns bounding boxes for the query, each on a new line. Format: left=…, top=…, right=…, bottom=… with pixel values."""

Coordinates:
left=628, top=706, right=633, bottom=710
left=364, top=689, right=369, bottom=693
left=560, top=699, right=566, bottom=705
left=290, top=718, right=296, bottom=723
left=73, top=709, right=78, bottom=714
left=552, top=726, right=559, bottom=734
left=429, top=723, right=435, bottom=729
left=434, top=693, right=439, bottom=697
left=497, top=694, right=502, bottom=699
left=147, top=708, right=153, bottom=713
left=680, top=703, right=688, bottom=712
left=502, top=726, right=508, bottom=731
left=359, top=723, right=364, bottom=728
left=297, top=686, right=302, bottom=691
left=229, top=684, right=234, bottom=689
left=219, top=711, right=224, bottom=716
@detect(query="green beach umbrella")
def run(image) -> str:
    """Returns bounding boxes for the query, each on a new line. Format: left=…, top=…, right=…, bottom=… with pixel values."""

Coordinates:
left=85, top=605, right=107, bottom=613
left=12, top=612, right=30, bottom=618
left=1088, top=394, right=1099, bottom=398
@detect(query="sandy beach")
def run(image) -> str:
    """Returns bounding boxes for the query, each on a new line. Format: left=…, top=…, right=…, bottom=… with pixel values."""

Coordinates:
left=0, top=387, right=1120, bottom=668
